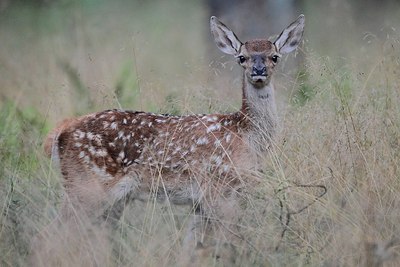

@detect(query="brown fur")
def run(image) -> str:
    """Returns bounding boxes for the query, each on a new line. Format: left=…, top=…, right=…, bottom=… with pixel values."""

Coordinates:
left=44, top=117, right=82, bottom=157
left=244, top=39, right=274, bottom=52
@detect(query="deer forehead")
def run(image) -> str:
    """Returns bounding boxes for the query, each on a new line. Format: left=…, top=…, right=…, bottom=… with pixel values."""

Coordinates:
left=243, top=39, right=276, bottom=55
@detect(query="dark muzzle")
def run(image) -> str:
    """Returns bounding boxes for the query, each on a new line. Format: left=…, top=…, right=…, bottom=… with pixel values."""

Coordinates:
left=252, top=66, right=267, bottom=76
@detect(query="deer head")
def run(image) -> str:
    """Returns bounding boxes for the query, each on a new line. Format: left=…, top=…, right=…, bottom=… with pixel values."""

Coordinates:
left=210, top=15, right=305, bottom=88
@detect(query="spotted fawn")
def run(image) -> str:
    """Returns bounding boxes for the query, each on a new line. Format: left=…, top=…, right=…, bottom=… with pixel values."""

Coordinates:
left=44, top=14, right=305, bottom=259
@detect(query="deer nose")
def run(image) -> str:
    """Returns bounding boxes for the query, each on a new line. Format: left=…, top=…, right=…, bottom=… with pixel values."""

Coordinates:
left=252, top=66, right=267, bottom=76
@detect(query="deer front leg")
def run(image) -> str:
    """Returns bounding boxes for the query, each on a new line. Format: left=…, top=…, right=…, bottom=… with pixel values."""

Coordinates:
left=208, top=194, right=245, bottom=265
left=180, top=204, right=213, bottom=265
left=180, top=193, right=244, bottom=266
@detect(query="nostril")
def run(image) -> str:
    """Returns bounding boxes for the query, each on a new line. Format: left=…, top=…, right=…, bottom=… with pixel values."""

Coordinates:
left=253, top=67, right=266, bottom=76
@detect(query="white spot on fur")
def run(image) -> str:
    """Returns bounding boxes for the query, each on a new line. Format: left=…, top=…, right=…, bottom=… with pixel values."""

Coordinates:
left=95, top=149, right=106, bottom=157
left=79, top=151, right=85, bottom=158
left=196, top=137, right=209, bottom=145
left=75, top=142, right=82, bottom=147
left=223, top=164, right=230, bottom=173
left=225, top=133, right=232, bottom=143
left=88, top=146, right=96, bottom=155
left=74, top=129, right=85, bottom=140
left=223, top=120, right=232, bottom=126
left=214, top=139, right=221, bottom=147
left=111, top=122, right=118, bottom=130
left=219, top=164, right=231, bottom=175
left=206, top=123, right=221, bottom=133
left=211, top=155, right=223, bottom=166
left=206, top=116, right=218, bottom=122
left=86, top=132, right=94, bottom=140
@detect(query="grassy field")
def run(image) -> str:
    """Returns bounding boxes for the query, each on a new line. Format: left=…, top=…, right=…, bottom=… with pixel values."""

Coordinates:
left=1, top=0, right=400, bottom=266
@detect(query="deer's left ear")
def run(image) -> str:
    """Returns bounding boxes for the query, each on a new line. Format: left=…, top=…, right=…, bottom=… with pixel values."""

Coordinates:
left=274, top=14, right=305, bottom=54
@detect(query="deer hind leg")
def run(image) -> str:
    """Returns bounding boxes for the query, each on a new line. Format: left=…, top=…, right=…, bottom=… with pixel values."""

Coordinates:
left=30, top=174, right=139, bottom=266
left=59, top=176, right=110, bottom=223
left=59, top=153, right=141, bottom=222
left=100, top=171, right=142, bottom=224
left=102, top=190, right=135, bottom=226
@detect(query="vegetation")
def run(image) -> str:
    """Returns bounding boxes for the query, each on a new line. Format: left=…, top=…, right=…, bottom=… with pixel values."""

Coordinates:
left=1, top=0, right=400, bottom=266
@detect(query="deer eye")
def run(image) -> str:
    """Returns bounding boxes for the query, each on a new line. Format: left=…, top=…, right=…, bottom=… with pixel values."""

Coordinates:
left=238, top=56, right=246, bottom=64
left=271, top=55, right=279, bottom=63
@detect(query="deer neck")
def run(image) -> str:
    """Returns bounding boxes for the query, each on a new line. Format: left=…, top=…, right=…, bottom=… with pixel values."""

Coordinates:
left=240, top=74, right=278, bottom=151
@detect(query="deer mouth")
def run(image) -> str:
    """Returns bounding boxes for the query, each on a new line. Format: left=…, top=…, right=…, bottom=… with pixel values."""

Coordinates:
left=250, top=75, right=267, bottom=84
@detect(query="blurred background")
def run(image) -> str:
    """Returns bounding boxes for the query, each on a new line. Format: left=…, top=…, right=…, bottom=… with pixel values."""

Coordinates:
left=1, top=0, right=400, bottom=124
left=2, top=1, right=400, bottom=265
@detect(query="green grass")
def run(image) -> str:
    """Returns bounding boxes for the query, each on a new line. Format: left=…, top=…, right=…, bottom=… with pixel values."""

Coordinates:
left=1, top=1, right=400, bottom=266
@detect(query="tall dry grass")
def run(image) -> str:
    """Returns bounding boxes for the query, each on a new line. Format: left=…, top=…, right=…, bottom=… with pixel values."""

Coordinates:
left=1, top=0, right=400, bottom=266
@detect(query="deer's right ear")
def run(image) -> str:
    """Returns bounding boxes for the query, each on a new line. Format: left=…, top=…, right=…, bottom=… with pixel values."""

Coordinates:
left=210, top=16, right=242, bottom=56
